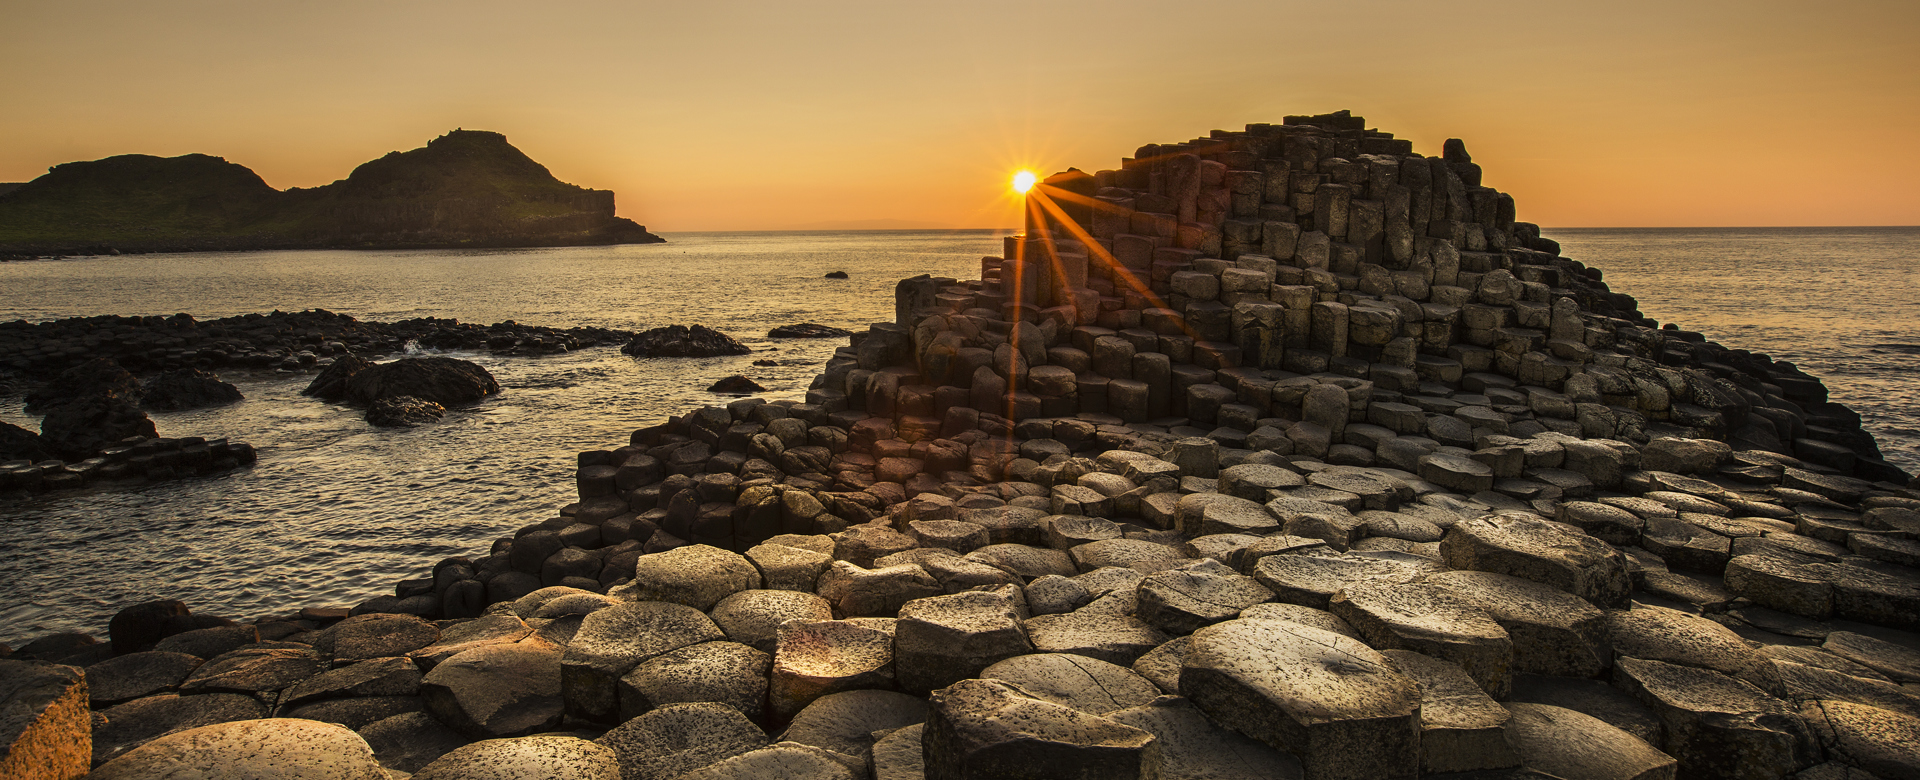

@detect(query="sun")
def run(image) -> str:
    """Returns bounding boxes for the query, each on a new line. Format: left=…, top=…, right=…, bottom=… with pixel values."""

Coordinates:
left=1012, top=170, right=1037, bottom=194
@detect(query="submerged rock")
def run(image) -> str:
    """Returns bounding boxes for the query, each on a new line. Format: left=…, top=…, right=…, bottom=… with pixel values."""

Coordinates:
left=366, top=395, right=446, bottom=427
left=622, top=325, right=749, bottom=358
left=824, top=271, right=848, bottom=279
left=768, top=323, right=853, bottom=339
left=139, top=368, right=243, bottom=411
left=707, top=375, right=765, bottom=394
left=344, top=356, right=500, bottom=407
left=38, top=392, right=155, bottom=460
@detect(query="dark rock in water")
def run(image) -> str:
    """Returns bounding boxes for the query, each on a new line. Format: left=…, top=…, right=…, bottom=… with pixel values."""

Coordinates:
left=39, top=393, right=156, bottom=460
left=303, top=355, right=374, bottom=400
left=768, top=323, right=853, bottom=339
left=0, top=421, right=50, bottom=462
left=824, top=271, right=849, bottom=279
left=140, top=369, right=243, bottom=411
left=367, top=396, right=447, bottom=427
left=110, top=600, right=192, bottom=654
left=24, top=357, right=140, bottom=412
left=708, top=375, right=765, bottom=395
left=622, top=325, right=750, bottom=358
left=345, top=357, right=500, bottom=407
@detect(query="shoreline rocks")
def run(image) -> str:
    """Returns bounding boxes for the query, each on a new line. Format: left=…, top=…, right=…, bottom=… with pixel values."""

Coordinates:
left=621, top=325, right=750, bottom=358
left=7, top=110, right=1920, bottom=780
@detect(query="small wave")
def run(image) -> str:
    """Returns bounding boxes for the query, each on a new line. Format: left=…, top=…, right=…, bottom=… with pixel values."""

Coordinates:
left=1871, top=344, right=1920, bottom=354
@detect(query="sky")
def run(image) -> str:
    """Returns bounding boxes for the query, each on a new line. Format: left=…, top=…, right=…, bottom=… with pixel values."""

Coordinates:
left=3, top=0, right=1917, bottom=231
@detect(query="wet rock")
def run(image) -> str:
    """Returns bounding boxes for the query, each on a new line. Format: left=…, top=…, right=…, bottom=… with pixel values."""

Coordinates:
left=1181, top=618, right=1421, bottom=780
left=1440, top=512, right=1631, bottom=607
left=0, top=659, right=89, bottom=778
left=707, top=375, right=764, bottom=394
left=923, top=678, right=1159, bottom=780
left=356, top=711, right=469, bottom=774
left=618, top=640, right=771, bottom=723
left=595, top=701, right=768, bottom=780
left=85, top=651, right=201, bottom=705
left=1135, top=559, right=1274, bottom=635
left=780, top=689, right=928, bottom=762
left=770, top=323, right=853, bottom=339
left=1612, top=657, right=1817, bottom=780
left=1381, top=650, right=1521, bottom=774
left=420, top=641, right=566, bottom=738
left=24, top=358, right=140, bottom=412
left=412, top=735, right=619, bottom=780
left=981, top=653, right=1160, bottom=715
left=304, top=355, right=375, bottom=400
left=894, top=588, right=1033, bottom=694
left=1331, top=580, right=1513, bottom=698
left=86, top=718, right=388, bottom=780
left=91, top=692, right=270, bottom=767
left=365, top=395, right=445, bottom=426
left=560, top=601, right=724, bottom=722
left=711, top=589, right=833, bottom=653
left=344, top=356, right=500, bottom=406
left=623, top=324, right=750, bottom=358
left=1426, top=570, right=1612, bottom=678
left=139, top=368, right=243, bottom=411
left=1502, top=703, right=1678, bottom=780
left=824, top=271, right=849, bottom=279
left=38, top=393, right=155, bottom=460
left=0, top=420, right=50, bottom=462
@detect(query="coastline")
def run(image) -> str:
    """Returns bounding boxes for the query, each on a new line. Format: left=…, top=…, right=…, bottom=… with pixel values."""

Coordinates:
left=10, top=114, right=1920, bottom=778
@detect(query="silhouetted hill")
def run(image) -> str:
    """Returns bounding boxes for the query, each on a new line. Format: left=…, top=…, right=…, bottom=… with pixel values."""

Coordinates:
left=0, top=130, right=663, bottom=254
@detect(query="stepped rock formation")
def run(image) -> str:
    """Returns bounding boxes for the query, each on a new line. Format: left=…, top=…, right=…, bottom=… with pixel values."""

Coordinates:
left=0, top=129, right=663, bottom=254
left=13, top=111, right=1920, bottom=780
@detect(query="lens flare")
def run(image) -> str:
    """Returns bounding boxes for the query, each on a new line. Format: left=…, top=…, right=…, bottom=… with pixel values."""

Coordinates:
left=1012, top=170, right=1037, bottom=194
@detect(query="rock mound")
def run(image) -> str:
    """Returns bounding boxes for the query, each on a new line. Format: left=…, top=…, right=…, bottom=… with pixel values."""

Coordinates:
left=707, top=375, right=765, bottom=394
left=344, top=357, right=500, bottom=407
left=366, top=396, right=447, bottom=427
left=622, top=325, right=749, bottom=358
left=769, top=323, right=853, bottom=339
left=140, top=368, right=244, bottom=411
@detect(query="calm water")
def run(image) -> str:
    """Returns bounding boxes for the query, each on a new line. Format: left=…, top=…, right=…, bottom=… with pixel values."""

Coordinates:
left=0, top=227, right=1914, bottom=644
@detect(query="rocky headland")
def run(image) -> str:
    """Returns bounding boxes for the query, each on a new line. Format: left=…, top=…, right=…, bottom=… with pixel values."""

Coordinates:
left=5, top=111, right=1920, bottom=779
left=0, top=129, right=664, bottom=257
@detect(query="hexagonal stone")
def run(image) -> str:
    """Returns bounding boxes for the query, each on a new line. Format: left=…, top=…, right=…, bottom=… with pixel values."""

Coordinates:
left=924, top=678, right=1158, bottom=780
left=1218, top=464, right=1305, bottom=501
left=1801, top=700, right=1920, bottom=780
left=178, top=647, right=324, bottom=694
left=815, top=561, right=943, bottom=617
left=594, top=702, right=768, bottom=780
left=1107, top=697, right=1303, bottom=780
left=675, top=742, right=859, bottom=780
left=1136, top=559, right=1275, bottom=635
left=0, top=659, right=89, bottom=778
left=1025, top=575, right=1093, bottom=615
left=1331, top=581, right=1513, bottom=698
left=1381, top=650, right=1520, bottom=774
left=894, top=588, right=1033, bottom=694
left=1426, top=569, right=1611, bottom=678
left=1044, top=515, right=1124, bottom=550
left=779, top=689, right=928, bottom=761
left=710, top=590, right=833, bottom=653
left=909, top=519, right=993, bottom=553
left=1070, top=539, right=1191, bottom=573
left=611, top=545, right=762, bottom=611
left=981, top=653, right=1160, bottom=715
left=1510, top=673, right=1665, bottom=746
left=408, top=614, right=533, bottom=670
left=315, top=614, right=440, bottom=662
left=355, top=712, right=468, bottom=774
left=91, top=693, right=271, bottom=767
left=618, top=639, right=770, bottom=722
left=1251, top=550, right=1444, bottom=610
left=1131, top=636, right=1191, bottom=695
left=1023, top=609, right=1171, bottom=666
left=1238, top=603, right=1363, bottom=640
left=1503, top=703, right=1677, bottom=780
left=1419, top=453, right=1494, bottom=494
left=1181, top=618, right=1421, bottom=780
left=1824, top=631, right=1920, bottom=684
left=770, top=619, right=897, bottom=720
left=1725, top=549, right=1836, bottom=619
left=870, top=722, right=925, bottom=780
left=967, top=544, right=1078, bottom=580
left=1612, top=657, right=1817, bottom=780
left=279, top=695, right=423, bottom=731
left=86, top=718, right=387, bottom=780
left=745, top=543, right=833, bottom=592
left=560, top=601, right=724, bottom=722
left=1440, top=512, right=1631, bottom=607
left=412, top=735, right=619, bottom=780
left=1607, top=605, right=1780, bottom=692
left=85, top=651, right=201, bottom=706
left=152, top=625, right=260, bottom=660
left=281, top=656, right=423, bottom=708
left=421, top=641, right=565, bottom=738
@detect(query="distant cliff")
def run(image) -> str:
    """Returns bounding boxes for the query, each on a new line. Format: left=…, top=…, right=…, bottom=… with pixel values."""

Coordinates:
left=0, top=130, right=664, bottom=255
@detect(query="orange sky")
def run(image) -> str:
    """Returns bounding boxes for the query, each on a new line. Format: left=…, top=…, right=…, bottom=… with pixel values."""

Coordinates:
left=3, top=0, right=1916, bottom=231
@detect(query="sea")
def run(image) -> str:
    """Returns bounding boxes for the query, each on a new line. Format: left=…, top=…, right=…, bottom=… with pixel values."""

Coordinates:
left=0, top=227, right=1915, bottom=645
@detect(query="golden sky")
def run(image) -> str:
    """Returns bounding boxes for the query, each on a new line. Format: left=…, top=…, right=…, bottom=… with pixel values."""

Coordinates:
left=3, top=0, right=1916, bottom=230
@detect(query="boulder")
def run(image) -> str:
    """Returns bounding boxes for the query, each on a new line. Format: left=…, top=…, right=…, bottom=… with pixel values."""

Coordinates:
left=304, top=355, right=374, bottom=400
left=560, top=601, right=724, bottom=722
left=420, top=641, right=566, bottom=738
left=1181, top=618, right=1421, bottom=780
left=894, top=588, right=1033, bottom=694
left=412, top=736, right=619, bottom=780
left=623, top=324, right=750, bottom=357
left=594, top=702, right=768, bottom=780
left=139, top=368, right=243, bottom=411
left=980, top=653, right=1160, bottom=715
left=1502, top=703, right=1677, bottom=780
left=1381, top=650, right=1520, bottom=774
left=0, top=421, right=50, bottom=462
left=366, top=395, right=445, bottom=427
left=1440, top=512, right=1631, bottom=607
left=770, top=619, right=898, bottom=720
left=923, top=678, right=1160, bottom=780
left=1135, top=559, right=1275, bottom=635
left=344, top=356, right=500, bottom=406
left=0, top=660, right=89, bottom=779
left=617, top=640, right=771, bottom=723
left=611, top=545, right=762, bottom=611
left=24, top=358, right=140, bottom=411
left=1612, top=657, right=1817, bottom=780
left=86, top=718, right=387, bottom=780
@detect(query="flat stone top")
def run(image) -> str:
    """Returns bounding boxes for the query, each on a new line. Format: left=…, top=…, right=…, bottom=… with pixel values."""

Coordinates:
left=1184, top=618, right=1419, bottom=723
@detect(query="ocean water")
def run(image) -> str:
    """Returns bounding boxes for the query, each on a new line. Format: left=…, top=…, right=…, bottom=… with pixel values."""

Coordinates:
left=0, top=227, right=1914, bottom=644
